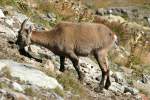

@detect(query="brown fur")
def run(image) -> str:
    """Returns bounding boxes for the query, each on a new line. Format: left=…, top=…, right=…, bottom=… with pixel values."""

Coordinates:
left=16, top=19, right=118, bottom=91
left=30, top=22, right=115, bottom=55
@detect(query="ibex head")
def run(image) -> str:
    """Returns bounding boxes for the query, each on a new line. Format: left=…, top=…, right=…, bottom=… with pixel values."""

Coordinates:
left=16, top=19, right=32, bottom=49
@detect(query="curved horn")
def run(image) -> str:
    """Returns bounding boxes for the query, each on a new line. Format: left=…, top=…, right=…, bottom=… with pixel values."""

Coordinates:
left=19, top=18, right=29, bottom=33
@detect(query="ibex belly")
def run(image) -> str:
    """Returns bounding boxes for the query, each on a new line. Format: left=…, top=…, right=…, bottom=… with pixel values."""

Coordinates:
left=75, top=46, right=93, bottom=56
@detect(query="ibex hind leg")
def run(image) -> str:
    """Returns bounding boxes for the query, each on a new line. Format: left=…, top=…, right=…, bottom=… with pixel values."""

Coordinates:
left=103, top=56, right=111, bottom=89
left=94, top=49, right=110, bottom=92
left=105, top=73, right=111, bottom=89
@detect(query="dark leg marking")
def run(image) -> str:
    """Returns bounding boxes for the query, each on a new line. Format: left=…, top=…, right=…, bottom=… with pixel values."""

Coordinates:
left=68, top=51, right=83, bottom=81
left=59, top=56, right=65, bottom=72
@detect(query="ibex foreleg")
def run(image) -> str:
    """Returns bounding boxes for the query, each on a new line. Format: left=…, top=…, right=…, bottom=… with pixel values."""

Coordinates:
left=59, top=56, right=65, bottom=72
left=68, top=51, right=83, bottom=81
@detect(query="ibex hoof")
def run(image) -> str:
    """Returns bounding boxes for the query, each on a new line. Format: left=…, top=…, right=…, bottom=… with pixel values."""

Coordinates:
left=104, top=80, right=111, bottom=89
left=105, top=83, right=111, bottom=90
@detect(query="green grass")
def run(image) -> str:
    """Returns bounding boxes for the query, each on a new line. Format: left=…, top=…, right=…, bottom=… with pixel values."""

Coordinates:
left=1, top=67, right=12, bottom=79
left=31, top=15, right=52, bottom=27
left=0, top=0, right=16, bottom=6
left=0, top=0, right=59, bottom=28
left=52, top=87, right=64, bottom=97
left=56, top=71, right=89, bottom=99
left=142, top=64, right=150, bottom=74
left=24, top=87, right=36, bottom=96
left=35, top=1, right=66, bottom=21
left=36, top=1, right=57, bottom=14
left=0, top=82, right=8, bottom=89
left=81, top=0, right=147, bottom=8
left=139, top=88, right=149, bottom=96
left=39, top=65, right=57, bottom=78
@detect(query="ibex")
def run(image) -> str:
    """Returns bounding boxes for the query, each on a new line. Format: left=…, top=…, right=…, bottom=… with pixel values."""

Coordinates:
left=16, top=19, right=118, bottom=90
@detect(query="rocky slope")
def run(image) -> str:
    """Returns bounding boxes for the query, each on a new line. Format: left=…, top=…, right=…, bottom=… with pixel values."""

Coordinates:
left=0, top=0, right=150, bottom=100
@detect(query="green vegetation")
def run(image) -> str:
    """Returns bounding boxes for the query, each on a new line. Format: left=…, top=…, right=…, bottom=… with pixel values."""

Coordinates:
left=1, top=67, right=12, bottom=79
left=0, top=0, right=15, bottom=6
left=0, top=82, right=8, bottom=89
left=139, top=88, right=149, bottom=96
left=39, top=67, right=91, bottom=99
left=39, top=65, right=56, bottom=78
left=140, top=4, right=150, bottom=10
left=31, top=15, right=53, bottom=27
left=56, top=71, right=89, bottom=99
left=0, top=0, right=150, bottom=99
left=24, top=87, right=36, bottom=96
left=52, top=87, right=64, bottom=97
left=36, top=1, right=57, bottom=14
left=126, top=79, right=134, bottom=85
left=0, top=0, right=58, bottom=27
left=81, top=0, right=147, bottom=8
left=142, top=64, right=150, bottom=74
left=0, top=0, right=31, bottom=15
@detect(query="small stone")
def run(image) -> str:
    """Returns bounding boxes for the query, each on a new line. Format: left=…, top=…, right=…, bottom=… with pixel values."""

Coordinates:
left=47, top=13, right=56, bottom=22
left=110, top=77, right=115, bottom=82
left=11, top=92, right=29, bottom=100
left=95, top=76, right=101, bottom=81
left=34, top=24, right=46, bottom=31
left=80, top=63, right=87, bottom=68
left=0, top=89, right=7, bottom=94
left=84, top=70, right=87, bottom=73
left=109, top=70, right=113, bottom=76
left=5, top=18, right=14, bottom=27
left=0, top=62, right=7, bottom=71
left=0, top=9, right=5, bottom=18
left=124, top=86, right=139, bottom=95
left=11, top=82, right=24, bottom=92
left=109, top=82, right=125, bottom=93
left=135, top=94, right=142, bottom=100
left=13, top=12, right=28, bottom=23
left=28, top=45, right=39, bottom=55
left=125, top=92, right=131, bottom=96
left=137, top=93, right=149, bottom=100
left=55, top=70, right=62, bottom=75
left=121, top=67, right=133, bottom=76
left=113, top=72, right=127, bottom=84
left=96, top=8, right=105, bottom=16
left=141, top=74, right=150, bottom=84
left=49, top=93, right=63, bottom=100
left=90, top=76, right=94, bottom=80
left=43, top=59, right=55, bottom=72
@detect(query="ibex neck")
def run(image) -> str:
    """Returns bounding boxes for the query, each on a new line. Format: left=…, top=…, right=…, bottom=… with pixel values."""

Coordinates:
left=31, top=31, right=54, bottom=48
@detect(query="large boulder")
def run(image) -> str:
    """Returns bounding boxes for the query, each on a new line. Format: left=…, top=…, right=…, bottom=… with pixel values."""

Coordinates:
left=0, top=24, right=16, bottom=39
left=0, top=60, right=62, bottom=90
